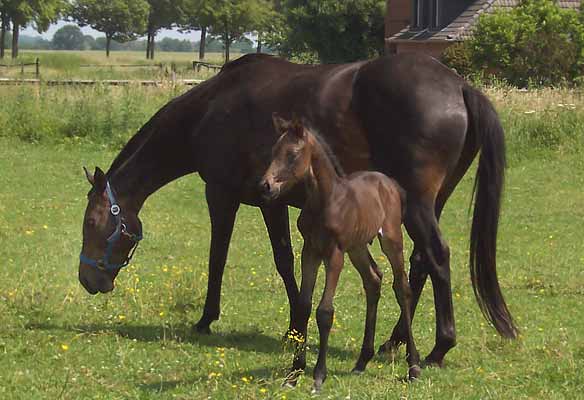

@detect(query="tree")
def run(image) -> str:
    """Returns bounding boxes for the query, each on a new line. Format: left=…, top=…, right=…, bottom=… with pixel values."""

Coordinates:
left=181, top=0, right=215, bottom=60
left=208, top=0, right=274, bottom=62
left=269, top=0, right=385, bottom=63
left=144, top=0, right=184, bottom=59
left=3, top=0, right=66, bottom=58
left=71, top=0, right=149, bottom=57
left=52, top=24, right=84, bottom=50
left=0, top=0, right=10, bottom=58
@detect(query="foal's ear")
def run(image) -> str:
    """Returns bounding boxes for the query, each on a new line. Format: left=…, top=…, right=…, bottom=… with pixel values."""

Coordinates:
left=290, top=114, right=305, bottom=139
left=272, top=112, right=289, bottom=133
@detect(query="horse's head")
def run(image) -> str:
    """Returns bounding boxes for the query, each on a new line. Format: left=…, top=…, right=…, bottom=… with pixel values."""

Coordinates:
left=79, top=167, right=142, bottom=295
left=260, top=113, right=312, bottom=201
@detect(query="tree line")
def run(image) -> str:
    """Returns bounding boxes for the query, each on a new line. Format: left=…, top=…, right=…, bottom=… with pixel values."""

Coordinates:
left=1, top=0, right=386, bottom=63
left=3, top=25, right=256, bottom=54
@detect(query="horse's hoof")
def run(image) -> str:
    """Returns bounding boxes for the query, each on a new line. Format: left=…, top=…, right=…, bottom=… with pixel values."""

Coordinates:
left=192, top=322, right=211, bottom=335
left=282, top=380, right=297, bottom=388
left=351, top=367, right=365, bottom=375
left=377, top=340, right=400, bottom=358
left=422, top=356, right=444, bottom=369
left=408, top=365, right=422, bottom=381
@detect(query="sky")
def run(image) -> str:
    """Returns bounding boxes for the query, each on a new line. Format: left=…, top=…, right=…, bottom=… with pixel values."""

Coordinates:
left=22, top=19, right=201, bottom=42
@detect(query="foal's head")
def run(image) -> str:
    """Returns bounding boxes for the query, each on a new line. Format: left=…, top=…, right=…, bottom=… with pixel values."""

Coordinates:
left=260, top=114, right=312, bottom=200
left=78, top=167, right=142, bottom=294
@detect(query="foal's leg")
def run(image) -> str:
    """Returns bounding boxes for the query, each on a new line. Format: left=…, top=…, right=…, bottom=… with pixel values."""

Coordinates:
left=379, top=223, right=421, bottom=380
left=347, top=246, right=382, bottom=373
left=260, top=205, right=299, bottom=333
left=313, top=245, right=344, bottom=392
left=194, top=184, right=240, bottom=334
left=284, top=243, right=321, bottom=387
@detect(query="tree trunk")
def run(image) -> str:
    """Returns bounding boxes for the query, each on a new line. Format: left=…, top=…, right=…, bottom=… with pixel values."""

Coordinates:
left=149, top=32, right=156, bottom=59
left=257, top=32, right=262, bottom=53
left=199, top=26, right=206, bottom=61
left=11, top=22, right=19, bottom=59
left=146, top=32, right=151, bottom=59
left=224, top=32, right=230, bottom=62
left=106, top=35, right=111, bottom=57
left=0, top=15, right=7, bottom=59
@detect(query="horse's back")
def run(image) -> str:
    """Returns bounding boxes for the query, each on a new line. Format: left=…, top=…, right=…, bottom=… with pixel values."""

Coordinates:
left=351, top=53, right=470, bottom=200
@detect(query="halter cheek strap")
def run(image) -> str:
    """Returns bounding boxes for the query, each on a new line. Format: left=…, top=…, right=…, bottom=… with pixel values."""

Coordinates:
left=79, top=181, right=143, bottom=271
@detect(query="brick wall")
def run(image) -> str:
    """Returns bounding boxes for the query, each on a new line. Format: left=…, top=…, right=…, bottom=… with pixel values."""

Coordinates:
left=385, top=0, right=412, bottom=38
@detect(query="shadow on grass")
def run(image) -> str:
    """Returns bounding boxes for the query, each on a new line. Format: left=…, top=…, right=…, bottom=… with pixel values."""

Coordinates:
left=25, top=321, right=356, bottom=360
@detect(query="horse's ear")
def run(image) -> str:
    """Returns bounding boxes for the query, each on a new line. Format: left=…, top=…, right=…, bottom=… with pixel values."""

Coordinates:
left=92, top=167, right=107, bottom=193
left=272, top=112, right=289, bottom=134
left=83, top=166, right=94, bottom=185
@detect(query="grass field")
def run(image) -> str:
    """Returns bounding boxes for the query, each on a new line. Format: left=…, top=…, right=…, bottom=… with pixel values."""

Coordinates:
left=0, top=50, right=233, bottom=80
left=0, top=82, right=583, bottom=399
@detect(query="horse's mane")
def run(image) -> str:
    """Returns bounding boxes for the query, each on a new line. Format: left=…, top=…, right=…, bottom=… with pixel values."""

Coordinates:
left=305, top=123, right=345, bottom=178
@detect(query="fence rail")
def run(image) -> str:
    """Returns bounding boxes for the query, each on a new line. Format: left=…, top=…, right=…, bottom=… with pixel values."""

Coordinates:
left=0, top=58, right=40, bottom=77
left=79, top=63, right=164, bottom=69
left=192, top=61, right=223, bottom=72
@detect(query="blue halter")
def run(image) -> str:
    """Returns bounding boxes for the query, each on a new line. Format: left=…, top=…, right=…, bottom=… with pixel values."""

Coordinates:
left=79, top=181, right=143, bottom=271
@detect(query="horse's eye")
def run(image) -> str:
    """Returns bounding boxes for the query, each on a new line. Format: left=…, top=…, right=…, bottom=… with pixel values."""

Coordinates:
left=86, top=218, right=96, bottom=228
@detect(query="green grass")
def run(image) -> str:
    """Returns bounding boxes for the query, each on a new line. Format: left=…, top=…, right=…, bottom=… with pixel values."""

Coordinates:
left=0, top=50, right=233, bottom=80
left=0, top=86, right=583, bottom=398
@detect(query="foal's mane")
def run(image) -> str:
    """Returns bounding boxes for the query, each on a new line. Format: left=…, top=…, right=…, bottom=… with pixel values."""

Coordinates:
left=305, top=123, right=345, bottom=178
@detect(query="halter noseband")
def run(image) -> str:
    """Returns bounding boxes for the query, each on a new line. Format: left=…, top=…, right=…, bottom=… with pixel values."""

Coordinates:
left=79, top=181, right=143, bottom=271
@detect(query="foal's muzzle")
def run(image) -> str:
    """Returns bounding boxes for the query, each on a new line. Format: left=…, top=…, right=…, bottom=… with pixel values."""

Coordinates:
left=259, top=179, right=278, bottom=201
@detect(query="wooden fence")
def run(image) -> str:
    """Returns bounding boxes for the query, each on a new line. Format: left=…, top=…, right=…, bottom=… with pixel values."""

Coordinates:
left=0, top=58, right=40, bottom=77
left=0, top=77, right=203, bottom=86
left=192, top=61, right=223, bottom=72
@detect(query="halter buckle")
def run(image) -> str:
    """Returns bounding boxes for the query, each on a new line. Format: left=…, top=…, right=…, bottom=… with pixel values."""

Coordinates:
left=110, top=204, right=120, bottom=216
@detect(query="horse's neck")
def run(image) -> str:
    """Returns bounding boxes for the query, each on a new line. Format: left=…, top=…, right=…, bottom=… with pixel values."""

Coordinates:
left=305, top=134, right=342, bottom=210
left=107, top=100, right=199, bottom=213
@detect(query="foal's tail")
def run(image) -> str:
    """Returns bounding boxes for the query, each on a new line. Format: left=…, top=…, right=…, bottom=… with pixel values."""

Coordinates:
left=463, top=85, right=518, bottom=339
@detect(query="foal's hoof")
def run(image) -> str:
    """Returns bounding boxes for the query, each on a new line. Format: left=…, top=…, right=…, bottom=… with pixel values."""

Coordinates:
left=408, top=365, right=422, bottom=381
left=312, top=380, right=323, bottom=394
left=282, top=369, right=303, bottom=388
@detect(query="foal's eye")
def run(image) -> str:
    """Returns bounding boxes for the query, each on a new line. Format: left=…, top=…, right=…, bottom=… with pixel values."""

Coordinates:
left=287, top=151, right=296, bottom=164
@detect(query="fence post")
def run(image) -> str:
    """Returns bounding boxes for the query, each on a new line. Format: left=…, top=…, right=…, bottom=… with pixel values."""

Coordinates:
left=35, top=58, right=40, bottom=78
left=21, top=62, right=24, bottom=75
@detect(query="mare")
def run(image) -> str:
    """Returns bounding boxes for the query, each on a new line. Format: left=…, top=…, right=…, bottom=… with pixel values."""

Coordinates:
left=78, top=52, right=517, bottom=369
left=261, top=114, right=420, bottom=390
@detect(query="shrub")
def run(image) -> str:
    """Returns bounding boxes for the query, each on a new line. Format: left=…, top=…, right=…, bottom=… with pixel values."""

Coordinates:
left=469, top=0, right=584, bottom=87
left=441, top=42, right=475, bottom=78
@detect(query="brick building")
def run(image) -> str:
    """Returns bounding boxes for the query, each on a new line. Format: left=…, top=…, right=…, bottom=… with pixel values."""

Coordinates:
left=385, top=0, right=582, bottom=57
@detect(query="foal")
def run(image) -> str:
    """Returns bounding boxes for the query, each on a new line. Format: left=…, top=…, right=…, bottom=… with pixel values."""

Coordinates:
left=260, top=115, right=421, bottom=391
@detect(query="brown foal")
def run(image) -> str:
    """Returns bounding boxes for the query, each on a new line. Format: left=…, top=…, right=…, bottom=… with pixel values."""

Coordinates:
left=261, top=115, right=421, bottom=391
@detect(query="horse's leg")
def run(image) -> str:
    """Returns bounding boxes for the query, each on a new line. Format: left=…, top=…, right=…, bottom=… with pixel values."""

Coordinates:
left=404, top=201, right=455, bottom=367
left=193, top=184, right=240, bottom=334
left=260, top=205, right=299, bottom=333
left=378, top=245, right=428, bottom=355
left=347, top=246, right=382, bottom=374
left=313, top=246, right=343, bottom=393
left=378, top=222, right=421, bottom=380
left=284, top=243, right=321, bottom=387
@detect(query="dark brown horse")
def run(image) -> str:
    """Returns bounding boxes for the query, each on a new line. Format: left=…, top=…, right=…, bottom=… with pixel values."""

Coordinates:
left=78, top=52, right=517, bottom=369
left=261, top=115, right=419, bottom=390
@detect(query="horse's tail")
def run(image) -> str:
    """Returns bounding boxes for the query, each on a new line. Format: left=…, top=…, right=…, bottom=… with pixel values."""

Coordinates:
left=463, top=85, right=518, bottom=339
